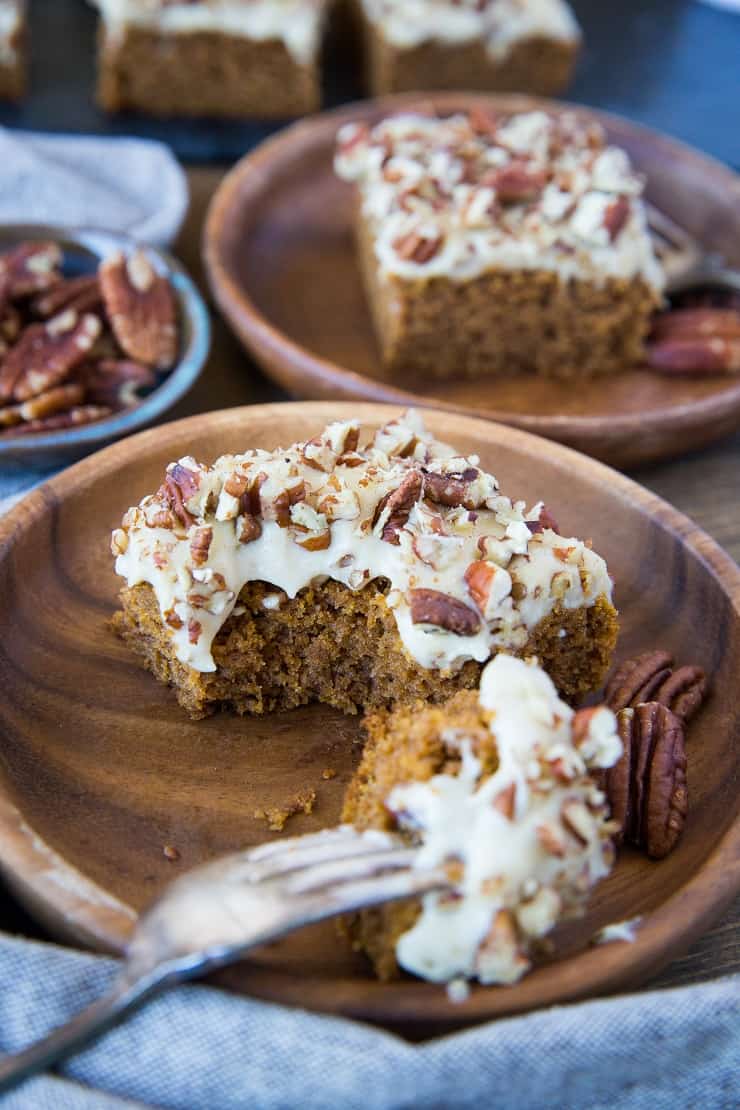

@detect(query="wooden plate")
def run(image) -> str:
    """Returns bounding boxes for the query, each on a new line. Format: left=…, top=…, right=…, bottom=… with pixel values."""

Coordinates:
left=204, top=94, right=740, bottom=470
left=0, top=402, right=738, bottom=1034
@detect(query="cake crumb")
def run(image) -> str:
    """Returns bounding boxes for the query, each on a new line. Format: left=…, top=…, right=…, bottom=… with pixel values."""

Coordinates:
left=254, top=789, right=316, bottom=832
left=592, top=916, right=642, bottom=945
left=163, top=844, right=180, bottom=862
left=322, top=768, right=337, bottom=780
left=446, top=978, right=471, bottom=1004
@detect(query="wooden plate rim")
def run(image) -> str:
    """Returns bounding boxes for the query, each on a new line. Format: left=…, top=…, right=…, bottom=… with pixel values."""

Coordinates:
left=203, top=93, right=740, bottom=456
left=1, top=400, right=739, bottom=1026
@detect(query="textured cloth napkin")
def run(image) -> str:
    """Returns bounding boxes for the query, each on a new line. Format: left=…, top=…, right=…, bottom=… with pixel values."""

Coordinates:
left=0, top=934, right=737, bottom=1109
left=0, top=128, right=189, bottom=504
left=0, top=129, right=188, bottom=247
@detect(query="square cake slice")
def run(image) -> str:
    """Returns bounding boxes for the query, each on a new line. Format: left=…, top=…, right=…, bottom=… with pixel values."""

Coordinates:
left=111, top=410, right=618, bottom=719
left=0, top=1, right=25, bottom=101
left=94, top=0, right=328, bottom=119
left=355, top=0, right=581, bottom=97
left=335, top=109, right=665, bottom=380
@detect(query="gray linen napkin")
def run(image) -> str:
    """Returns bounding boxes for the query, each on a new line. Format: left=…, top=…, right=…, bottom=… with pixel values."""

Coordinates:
left=0, top=934, right=737, bottom=1109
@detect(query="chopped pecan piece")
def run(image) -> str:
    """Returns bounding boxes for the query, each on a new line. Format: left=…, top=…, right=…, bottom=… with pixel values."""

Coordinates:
left=525, top=505, right=560, bottom=534
left=422, top=468, right=479, bottom=509
left=374, top=470, right=422, bottom=544
left=464, top=560, right=511, bottom=618
left=159, top=463, right=200, bottom=528
left=392, top=232, right=443, bottom=264
left=606, top=704, right=687, bottom=859
left=0, top=241, right=62, bottom=302
left=237, top=513, right=262, bottom=544
left=31, top=274, right=102, bottom=319
left=603, top=197, right=630, bottom=241
left=409, top=588, right=481, bottom=635
left=189, top=526, right=213, bottom=566
left=483, top=161, right=546, bottom=204
left=99, top=250, right=178, bottom=369
left=0, top=312, right=102, bottom=403
left=187, top=618, right=202, bottom=645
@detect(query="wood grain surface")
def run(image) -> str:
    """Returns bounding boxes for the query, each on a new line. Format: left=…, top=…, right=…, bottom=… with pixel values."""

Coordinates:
left=0, top=166, right=737, bottom=1013
left=203, top=94, right=740, bottom=469
left=0, top=401, right=738, bottom=1034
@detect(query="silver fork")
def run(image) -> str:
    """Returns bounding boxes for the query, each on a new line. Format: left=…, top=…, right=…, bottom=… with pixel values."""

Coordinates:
left=645, top=203, right=739, bottom=294
left=0, top=825, right=449, bottom=1096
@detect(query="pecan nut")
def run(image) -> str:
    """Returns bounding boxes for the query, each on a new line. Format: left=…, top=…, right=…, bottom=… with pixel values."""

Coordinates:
left=31, top=274, right=102, bottom=320
left=375, top=470, right=422, bottom=544
left=0, top=311, right=102, bottom=403
left=651, top=307, right=740, bottom=343
left=409, top=588, right=481, bottom=635
left=79, top=359, right=157, bottom=409
left=606, top=703, right=688, bottom=860
left=603, top=197, right=630, bottom=242
left=391, top=232, right=443, bottom=264
left=604, top=650, right=674, bottom=713
left=483, top=162, right=546, bottom=204
left=525, top=505, right=560, bottom=534
left=0, top=404, right=111, bottom=438
left=0, top=241, right=62, bottom=302
left=422, top=467, right=480, bottom=509
left=653, top=665, right=708, bottom=724
left=99, top=250, right=178, bottom=369
left=646, top=337, right=740, bottom=374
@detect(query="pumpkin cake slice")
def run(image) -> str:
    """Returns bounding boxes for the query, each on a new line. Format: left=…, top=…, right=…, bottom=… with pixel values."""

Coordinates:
left=111, top=410, right=618, bottom=718
left=342, top=653, right=622, bottom=984
left=335, top=108, right=664, bottom=380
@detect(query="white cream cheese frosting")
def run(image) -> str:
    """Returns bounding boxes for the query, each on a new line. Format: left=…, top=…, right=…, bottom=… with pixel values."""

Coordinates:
left=112, top=411, right=613, bottom=675
left=93, top=0, right=326, bottom=64
left=387, top=654, right=621, bottom=984
left=335, top=110, right=665, bottom=289
left=361, top=0, right=579, bottom=57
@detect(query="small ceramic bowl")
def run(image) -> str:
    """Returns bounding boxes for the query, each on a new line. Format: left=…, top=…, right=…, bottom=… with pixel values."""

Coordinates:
left=0, top=224, right=210, bottom=470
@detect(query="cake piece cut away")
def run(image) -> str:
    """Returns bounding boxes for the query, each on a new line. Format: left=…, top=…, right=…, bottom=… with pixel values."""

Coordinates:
left=355, top=0, right=581, bottom=97
left=111, top=411, right=618, bottom=718
left=342, top=653, right=622, bottom=983
left=93, top=0, right=329, bottom=118
left=0, top=1, right=25, bottom=101
left=335, top=109, right=665, bottom=380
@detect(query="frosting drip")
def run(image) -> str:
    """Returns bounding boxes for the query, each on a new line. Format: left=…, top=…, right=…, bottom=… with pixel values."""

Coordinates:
left=112, top=411, right=613, bottom=675
left=388, top=654, right=621, bottom=984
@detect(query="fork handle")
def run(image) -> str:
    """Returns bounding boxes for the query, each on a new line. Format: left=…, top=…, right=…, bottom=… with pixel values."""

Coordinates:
left=0, top=967, right=166, bottom=1096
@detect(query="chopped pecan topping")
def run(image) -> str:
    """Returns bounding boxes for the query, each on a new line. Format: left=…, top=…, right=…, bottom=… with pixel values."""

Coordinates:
left=392, top=232, right=443, bottom=264
left=464, top=560, right=510, bottom=618
left=536, top=823, right=567, bottom=858
left=525, top=505, right=560, bottom=534
left=422, top=468, right=479, bottom=509
left=295, top=530, right=331, bottom=552
left=99, top=249, right=178, bottom=369
left=190, top=526, right=213, bottom=566
left=375, top=470, right=422, bottom=544
left=187, top=618, right=202, bottom=645
left=492, top=783, right=516, bottom=820
left=484, top=162, right=546, bottom=204
left=159, top=463, right=200, bottom=528
left=409, top=588, right=481, bottom=635
left=603, top=197, right=630, bottom=241
left=237, top=513, right=262, bottom=544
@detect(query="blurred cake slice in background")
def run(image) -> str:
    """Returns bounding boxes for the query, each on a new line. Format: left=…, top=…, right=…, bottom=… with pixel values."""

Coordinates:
left=0, top=0, right=26, bottom=101
left=354, top=0, right=581, bottom=96
left=93, top=0, right=330, bottom=118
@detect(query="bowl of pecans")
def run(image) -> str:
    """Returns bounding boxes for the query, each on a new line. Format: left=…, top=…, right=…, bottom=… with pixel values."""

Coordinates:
left=0, top=225, right=210, bottom=468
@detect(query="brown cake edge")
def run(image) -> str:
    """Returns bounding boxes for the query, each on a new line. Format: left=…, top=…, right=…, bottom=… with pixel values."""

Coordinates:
left=112, top=578, right=618, bottom=719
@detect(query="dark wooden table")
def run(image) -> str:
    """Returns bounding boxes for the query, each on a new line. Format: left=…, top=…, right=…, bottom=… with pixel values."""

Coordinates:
left=1, top=0, right=738, bottom=997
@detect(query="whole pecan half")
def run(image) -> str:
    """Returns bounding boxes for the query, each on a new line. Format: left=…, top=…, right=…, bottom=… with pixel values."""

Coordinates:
left=646, top=337, right=740, bottom=374
left=0, top=404, right=111, bottom=438
left=79, top=358, right=157, bottom=409
left=0, top=241, right=62, bottom=302
left=606, top=703, right=688, bottom=859
left=31, top=274, right=102, bottom=319
left=651, top=307, right=740, bottom=343
left=0, top=311, right=101, bottom=403
left=605, top=652, right=708, bottom=724
left=409, top=588, right=481, bottom=635
left=374, top=470, right=423, bottom=544
left=604, top=650, right=674, bottom=712
left=100, top=250, right=178, bottom=369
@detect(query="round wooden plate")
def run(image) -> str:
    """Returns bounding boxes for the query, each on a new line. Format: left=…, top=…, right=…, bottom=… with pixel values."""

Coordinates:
left=0, top=402, right=738, bottom=1034
left=204, top=94, right=740, bottom=470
